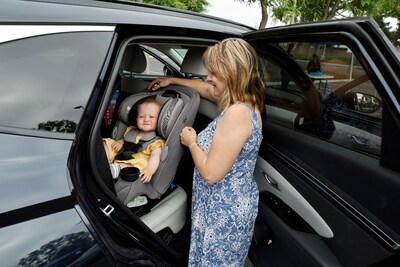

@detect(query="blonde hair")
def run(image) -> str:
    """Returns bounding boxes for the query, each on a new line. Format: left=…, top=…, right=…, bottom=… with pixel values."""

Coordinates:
left=203, top=38, right=265, bottom=112
left=139, top=98, right=161, bottom=109
left=137, top=98, right=161, bottom=118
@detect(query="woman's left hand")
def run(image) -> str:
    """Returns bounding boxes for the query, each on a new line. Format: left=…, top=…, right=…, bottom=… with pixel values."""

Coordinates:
left=180, top=126, right=197, bottom=148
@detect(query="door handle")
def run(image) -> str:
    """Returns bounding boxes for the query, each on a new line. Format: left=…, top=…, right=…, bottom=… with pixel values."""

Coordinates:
left=262, top=171, right=280, bottom=191
left=351, top=135, right=369, bottom=146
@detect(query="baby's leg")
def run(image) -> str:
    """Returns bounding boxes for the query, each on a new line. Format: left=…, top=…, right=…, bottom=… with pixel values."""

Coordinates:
left=103, top=140, right=111, bottom=163
left=118, top=162, right=133, bottom=169
left=103, top=138, right=118, bottom=163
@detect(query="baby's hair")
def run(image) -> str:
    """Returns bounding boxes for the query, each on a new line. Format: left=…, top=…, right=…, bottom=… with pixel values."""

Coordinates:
left=138, top=98, right=161, bottom=109
left=128, top=97, right=161, bottom=126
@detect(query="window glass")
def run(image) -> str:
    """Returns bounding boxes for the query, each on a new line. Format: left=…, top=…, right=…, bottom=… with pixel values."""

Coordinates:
left=260, top=42, right=382, bottom=156
left=141, top=45, right=184, bottom=76
left=143, top=50, right=166, bottom=75
left=0, top=32, right=113, bottom=133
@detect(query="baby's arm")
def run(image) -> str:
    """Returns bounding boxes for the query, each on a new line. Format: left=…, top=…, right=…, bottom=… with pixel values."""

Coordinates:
left=140, top=147, right=162, bottom=183
left=111, top=139, right=124, bottom=152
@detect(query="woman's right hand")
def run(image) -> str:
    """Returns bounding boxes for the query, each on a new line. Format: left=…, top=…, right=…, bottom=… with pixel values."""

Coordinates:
left=147, top=78, right=172, bottom=91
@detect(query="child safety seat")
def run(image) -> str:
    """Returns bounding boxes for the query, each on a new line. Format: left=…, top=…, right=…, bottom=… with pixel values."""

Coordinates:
left=112, top=87, right=199, bottom=204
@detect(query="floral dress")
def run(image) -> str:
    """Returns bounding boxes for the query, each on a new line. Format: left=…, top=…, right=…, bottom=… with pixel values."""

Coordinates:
left=188, top=103, right=262, bottom=267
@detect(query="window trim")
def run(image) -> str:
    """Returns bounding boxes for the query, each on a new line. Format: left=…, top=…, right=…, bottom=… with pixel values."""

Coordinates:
left=0, top=25, right=114, bottom=43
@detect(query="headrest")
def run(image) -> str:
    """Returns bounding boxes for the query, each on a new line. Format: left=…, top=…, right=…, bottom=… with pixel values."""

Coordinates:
left=120, top=44, right=147, bottom=73
left=180, top=46, right=208, bottom=76
left=157, top=96, right=183, bottom=138
left=118, top=91, right=184, bottom=139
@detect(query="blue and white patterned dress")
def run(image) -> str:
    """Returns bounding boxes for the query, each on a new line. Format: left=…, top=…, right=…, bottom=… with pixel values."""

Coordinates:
left=188, top=103, right=262, bottom=267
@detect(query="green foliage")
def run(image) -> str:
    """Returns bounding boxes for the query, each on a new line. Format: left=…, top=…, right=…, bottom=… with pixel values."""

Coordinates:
left=143, top=0, right=209, bottom=12
left=271, top=0, right=399, bottom=45
left=373, top=0, right=400, bottom=46
left=271, top=0, right=396, bottom=23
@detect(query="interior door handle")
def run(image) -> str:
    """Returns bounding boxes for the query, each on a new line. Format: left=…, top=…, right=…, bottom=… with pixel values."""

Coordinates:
left=351, top=135, right=368, bottom=146
left=262, top=171, right=280, bottom=191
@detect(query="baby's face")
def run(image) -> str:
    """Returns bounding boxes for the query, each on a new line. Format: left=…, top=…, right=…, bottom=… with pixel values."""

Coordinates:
left=136, top=102, right=160, bottom=132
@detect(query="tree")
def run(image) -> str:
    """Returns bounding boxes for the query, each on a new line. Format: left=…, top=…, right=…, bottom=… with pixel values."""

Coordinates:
left=271, top=0, right=399, bottom=45
left=140, top=0, right=209, bottom=13
left=376, top=19, right=400, bottom=47
left=235, top=0, right=270, bottom=29
left=272, top=0, right=382, bottom=23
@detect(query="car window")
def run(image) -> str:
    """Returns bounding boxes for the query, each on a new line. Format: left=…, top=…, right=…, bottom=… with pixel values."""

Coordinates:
left=0, top=31, right=113, bottom=134
left=260, top=41, right=382, bottom=156
left=141, top=45, right=184, bottom=76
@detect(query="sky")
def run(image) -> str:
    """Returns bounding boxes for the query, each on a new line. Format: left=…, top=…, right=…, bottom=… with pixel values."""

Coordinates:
left=204, top=0, right=278, bottom=29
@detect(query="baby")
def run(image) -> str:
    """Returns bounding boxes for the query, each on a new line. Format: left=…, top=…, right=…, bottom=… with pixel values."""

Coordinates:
left=103, top=98, right=165, bottom=183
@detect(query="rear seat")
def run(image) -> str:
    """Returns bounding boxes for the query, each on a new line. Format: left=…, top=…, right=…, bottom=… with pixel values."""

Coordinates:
left=105, top=44, right=200, bottom=234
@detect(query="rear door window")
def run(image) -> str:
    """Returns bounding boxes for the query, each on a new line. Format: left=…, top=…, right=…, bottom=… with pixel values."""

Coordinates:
left=0, top=27, right=113, bottom=135
left=259, top=41, right=382, bottom=156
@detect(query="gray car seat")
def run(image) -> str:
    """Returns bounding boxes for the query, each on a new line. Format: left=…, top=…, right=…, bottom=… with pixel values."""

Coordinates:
left=112, top=87, right=199, bottom=204
left=98, top=43, right=201, bottom=234
left=180, top=46, right=208, bottom=77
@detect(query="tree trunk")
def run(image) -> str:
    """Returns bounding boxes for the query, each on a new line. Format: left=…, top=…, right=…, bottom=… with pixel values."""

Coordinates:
left=258, top=0, right=269, bottom=29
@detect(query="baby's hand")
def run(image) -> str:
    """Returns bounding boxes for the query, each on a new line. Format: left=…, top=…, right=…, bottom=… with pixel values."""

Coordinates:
left=139, top=168, right=152, bottom=183
left=111, top=139, right=124, bottom=152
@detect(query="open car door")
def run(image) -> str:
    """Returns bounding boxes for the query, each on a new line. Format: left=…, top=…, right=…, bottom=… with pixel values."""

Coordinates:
left=244, top=18, right=400, bottom=266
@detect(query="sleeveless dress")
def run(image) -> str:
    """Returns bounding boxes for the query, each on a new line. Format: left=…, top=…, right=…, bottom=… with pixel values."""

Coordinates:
left=188, top=103, right=262, bottom=267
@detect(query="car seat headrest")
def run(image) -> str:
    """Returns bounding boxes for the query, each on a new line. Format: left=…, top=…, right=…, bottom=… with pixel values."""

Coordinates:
left=180, top=46, right=208, bottom=76
left=118, top=91, right=184, bottom=139
left=120, top=44, right=147, bottom=73
left=157, top=95, right=184, bottom=138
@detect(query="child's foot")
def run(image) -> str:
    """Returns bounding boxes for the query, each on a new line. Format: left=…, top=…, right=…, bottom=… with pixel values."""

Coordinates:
left=110, top=163, right=121, bottom=179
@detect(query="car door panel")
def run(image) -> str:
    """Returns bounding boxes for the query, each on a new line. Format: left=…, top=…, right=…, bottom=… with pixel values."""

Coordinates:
left=252, top=123, right=397, bottom=266
left=265, top=120, right=400, bottom=248
left=254, top=157, right=333, bottom=238
left=252, top=201, right=341, bottom=267
left=245, top=18, right=400, bottom=267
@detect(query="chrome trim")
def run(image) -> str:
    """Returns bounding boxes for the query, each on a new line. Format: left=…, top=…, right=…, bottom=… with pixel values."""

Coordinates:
left=0, top=25, right=115, bottom=43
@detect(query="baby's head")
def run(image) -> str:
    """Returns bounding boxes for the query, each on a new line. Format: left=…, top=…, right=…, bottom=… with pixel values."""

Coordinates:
left=136, top=98, right=161, bottom=133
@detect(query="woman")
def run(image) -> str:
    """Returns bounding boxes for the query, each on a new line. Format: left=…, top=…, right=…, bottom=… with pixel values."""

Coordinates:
left=307, top=53, right=322, bottom=74
left=148, top=38, right=264, bottom=266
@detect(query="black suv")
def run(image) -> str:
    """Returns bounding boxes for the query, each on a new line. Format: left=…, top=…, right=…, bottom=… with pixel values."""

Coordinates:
left=1, top=1, right=400, bottom=266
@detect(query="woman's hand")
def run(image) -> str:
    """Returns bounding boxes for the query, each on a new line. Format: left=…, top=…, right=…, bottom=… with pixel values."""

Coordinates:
left=147, top=78, right=172, bottom=91
left=180, top=126, right=197, bottom=148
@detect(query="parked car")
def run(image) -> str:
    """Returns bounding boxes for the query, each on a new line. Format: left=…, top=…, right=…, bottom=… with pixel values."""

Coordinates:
left=1, top=0, right=400, bottom=266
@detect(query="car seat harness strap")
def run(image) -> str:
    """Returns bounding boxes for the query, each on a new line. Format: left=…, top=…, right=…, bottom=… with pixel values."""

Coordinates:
left=116, top=129, right=162, bottom=160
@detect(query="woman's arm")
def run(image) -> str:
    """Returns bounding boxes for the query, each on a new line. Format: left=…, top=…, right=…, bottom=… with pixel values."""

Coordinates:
left=147, top=77, right=219, bottom=103
left=181, top=104, right=253, bottom=184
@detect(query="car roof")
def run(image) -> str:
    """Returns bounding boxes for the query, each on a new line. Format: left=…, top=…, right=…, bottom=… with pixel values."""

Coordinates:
left=1, top=0, right=254, bottom=35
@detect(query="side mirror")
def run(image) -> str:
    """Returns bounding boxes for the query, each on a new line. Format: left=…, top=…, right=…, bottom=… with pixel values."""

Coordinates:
left=354, top=92, right=381, bottom=113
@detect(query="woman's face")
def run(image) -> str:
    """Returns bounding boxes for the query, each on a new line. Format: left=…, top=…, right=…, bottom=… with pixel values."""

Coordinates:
left=206, top=73, right=227, bottom=98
